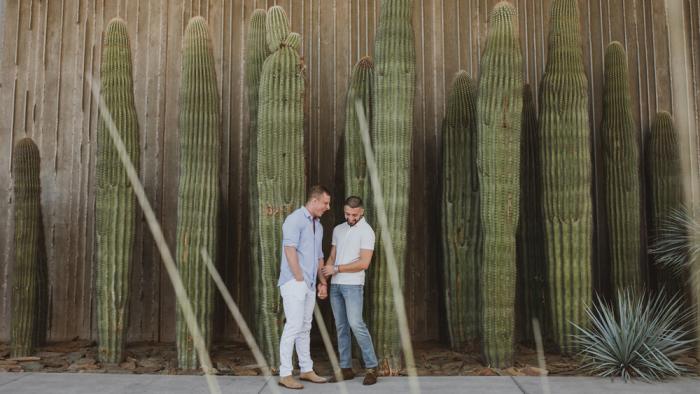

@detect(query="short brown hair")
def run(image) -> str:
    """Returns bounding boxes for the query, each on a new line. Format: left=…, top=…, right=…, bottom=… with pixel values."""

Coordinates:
left=307, top=184, right=331, bottom=202
left=344, top=196, right=363, bottom=208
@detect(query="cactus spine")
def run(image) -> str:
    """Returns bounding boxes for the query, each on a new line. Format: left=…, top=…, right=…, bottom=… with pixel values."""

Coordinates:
left=245, top=8, right=270, bottom=355
left=477, top=1, right=523, bottom=368
left=11, top=138, right=42, bottom=358
left=602, top=41, right=642, bottom=292
left=647, top=112, right=682, bottom=290
left=344, top=57, right=373, bottom=203
left=369, top=0, right=416, bottom=371
left=95, top=18, right=140, bottom=364
left=539, top=0, right=593, bottom=354
left=257, top=5, right=305, bottom=369
left=516, top=85, right=546, bottom=343
left=176, top=16, right=220, bottom=370
left=441, top=71, right=480, bottom=350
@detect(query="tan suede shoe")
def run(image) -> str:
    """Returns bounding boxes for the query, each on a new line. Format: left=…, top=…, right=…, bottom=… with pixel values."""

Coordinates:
left=278, top=375, right=304, bottom=390
left=362, top=368, right=378, bottom=385
left=328, top=368, right=355, bottom=383
left=299, top=370, right=328, bottom=383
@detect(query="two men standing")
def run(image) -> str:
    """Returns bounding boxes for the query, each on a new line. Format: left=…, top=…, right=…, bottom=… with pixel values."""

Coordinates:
left=277, top=186, right=378, bottom=389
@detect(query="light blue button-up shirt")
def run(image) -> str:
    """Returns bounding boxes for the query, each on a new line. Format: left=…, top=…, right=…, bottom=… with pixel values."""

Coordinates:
left=277, top=206, right=324, bottom=289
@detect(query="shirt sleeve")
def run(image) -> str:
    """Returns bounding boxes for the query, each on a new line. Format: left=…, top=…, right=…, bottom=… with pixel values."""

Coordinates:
left=361, top=227, right=376, bottom=250
left=282, top=214, right=300, bottom=248
left=331, top=226, right=338, bottom=246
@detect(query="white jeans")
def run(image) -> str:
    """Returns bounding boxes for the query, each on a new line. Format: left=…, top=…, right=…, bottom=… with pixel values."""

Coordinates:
left=279, top=279, right=315, bottom=377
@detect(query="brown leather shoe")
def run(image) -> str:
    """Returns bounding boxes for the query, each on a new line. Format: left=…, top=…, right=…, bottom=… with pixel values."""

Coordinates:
left=299, top=370, right=327, bottom=383
left=278, top=375, right=304, bottom=390
left=362, top=368, right=378, bottom=385
left=328, top=368, right=355, bottom=383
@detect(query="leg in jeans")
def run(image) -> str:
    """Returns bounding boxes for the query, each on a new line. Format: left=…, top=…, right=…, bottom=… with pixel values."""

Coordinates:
left=295, top=285, right=316, bottom=373
left=344, top=285, right=378, bottom=369
left=279, top=280, right=307, bottom=377
left=330, top=284, right=353, bottom=368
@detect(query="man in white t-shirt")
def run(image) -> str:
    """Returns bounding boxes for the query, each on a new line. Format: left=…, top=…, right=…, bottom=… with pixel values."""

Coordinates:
left=320, top=196, right=378, bottom=385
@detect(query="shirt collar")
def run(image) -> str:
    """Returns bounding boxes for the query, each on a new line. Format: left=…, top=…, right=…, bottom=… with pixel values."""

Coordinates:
left=301, top=206, right=316, bottom=221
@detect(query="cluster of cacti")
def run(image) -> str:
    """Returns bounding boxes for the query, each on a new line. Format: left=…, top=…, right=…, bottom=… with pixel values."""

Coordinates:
left=368, top=0, right=416, bottom=371
left=647, top=112, right=683, bottom=290
left=175, top=16, right=221, bottom=370
left=11, top=138, right=43, bottom=358
left=441, top=71, right=480, bottom=350
left=516, top=84, right=546, bottom=343
left=538, top=0, right=593, bottom=354
left=602, top=41, right=642, bottom=292
left=95, top=17, right=140, bottom=364
left=343, top=56, right=373, bottom=205
left=245, top=8, right=270, bottom=356
left=256, top=5, right=306, bottom=369
left=476, top=1, right=523, bottom=368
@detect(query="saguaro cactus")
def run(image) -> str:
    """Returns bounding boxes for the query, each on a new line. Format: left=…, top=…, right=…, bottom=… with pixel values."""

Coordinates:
left=477, top=1, right=523, bottom=368
left=95, top=17, right=140, bottom=364
left=602, top=41, right=642, bottom=292
left=516, top=84, right=546, bottom=343
left=344, top=56, right=373, bottom=204
left=539, top=0, right=593, bottom=354
left=245, top=8, right=270, bottom=350
left=368, top=0, right=416, bottom=372
left=176, top=16, right=221, bottom=370
left=11, top=138, right=42, bottom=358
left=256, top=5, right=306, bottom=369
left=647, top=111, right=683, bottom=290
left=441, top=71, right=480, bottom=350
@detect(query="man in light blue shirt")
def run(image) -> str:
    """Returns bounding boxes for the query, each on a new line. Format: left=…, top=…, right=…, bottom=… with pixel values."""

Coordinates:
left=277, top=185, right=331, bottom=389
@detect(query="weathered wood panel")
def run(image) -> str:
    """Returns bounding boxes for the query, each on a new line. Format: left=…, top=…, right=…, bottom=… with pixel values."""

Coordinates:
left=0, top=0, right=693, bottom=344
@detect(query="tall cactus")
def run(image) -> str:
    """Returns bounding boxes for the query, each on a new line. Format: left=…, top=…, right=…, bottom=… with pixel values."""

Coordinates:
left=368, top=0, right=416, bottom=372
left=256, top=5, right=305, bottom=369
left=441, top=71, right=480, bottom=350
left=245, top=8, right=270, bottom=354
left=344, top=56, right=373, bottom=204
left=477, top=1, right=523, bottom=368
left=602, top=41, right=642, bottom=292
left=516, top=84, right=546, bottom=343
left=647, top=111, right=683, bottom=291
left=539, top=0, right=593, bottom=354
left=11, top=138, right=42, bottom=358
left=95, top=18, right=140, bottom=364
left=176, top=16, right=220, bottom=370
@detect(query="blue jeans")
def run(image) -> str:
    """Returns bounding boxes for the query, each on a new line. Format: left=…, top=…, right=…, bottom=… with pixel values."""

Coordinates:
left=329, top=284, right=378, bottom=369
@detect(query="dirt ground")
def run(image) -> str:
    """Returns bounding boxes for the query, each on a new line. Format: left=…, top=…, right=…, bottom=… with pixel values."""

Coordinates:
left=0, top=340, right=697, bottom=377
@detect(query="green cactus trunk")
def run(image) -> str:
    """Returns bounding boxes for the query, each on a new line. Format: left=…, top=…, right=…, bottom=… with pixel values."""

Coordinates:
left=95, top=18, right=140, bottom=364
left=256, top=5, right=305, bottom=370
left=441, top=71, right=480, bottom=350
left=476, top=1, right=523, bottom=368
left=539, top=0, right=593, bottom=354
left=175, top=16, right=221, bottom=370
left=245, top=8, right=270, bottom=354
left=516, top=85, right=546, bottom=344
left=344, top=56, right=373, bottom=204
left=647, top=112, right=683, bottom=291
left=368, top=0, right=416, bottom=372
left=602, top=41, right=642, bottom=293
left=11, top=138, right=42, bottom=358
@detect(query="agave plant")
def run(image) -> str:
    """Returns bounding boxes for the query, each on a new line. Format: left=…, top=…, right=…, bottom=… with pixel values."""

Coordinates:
left=573, top=289, right=694, bottom=382
left=650, top=206, right=699, bottom=276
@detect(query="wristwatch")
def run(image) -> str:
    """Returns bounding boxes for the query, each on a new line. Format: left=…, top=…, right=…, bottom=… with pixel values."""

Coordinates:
left=334, top=265, right=339, bottom=274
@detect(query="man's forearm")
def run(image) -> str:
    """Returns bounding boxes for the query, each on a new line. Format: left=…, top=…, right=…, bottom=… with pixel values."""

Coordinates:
left=284, top=246, right=304, bottom=281
left=317, top=259, right=327, bottom=284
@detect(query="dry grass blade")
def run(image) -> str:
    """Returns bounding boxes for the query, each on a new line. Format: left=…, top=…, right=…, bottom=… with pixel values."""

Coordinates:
left=312, top=304, right=349, bottom=394
left=355, top=100, right=420, bottom=393
left=89, top=77, right=221, bottom=394
left=200, top=249, right=278, bottom=394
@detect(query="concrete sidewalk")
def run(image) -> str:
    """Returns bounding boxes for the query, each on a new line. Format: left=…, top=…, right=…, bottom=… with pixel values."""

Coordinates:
left=0, top=373, right=698, bottom=393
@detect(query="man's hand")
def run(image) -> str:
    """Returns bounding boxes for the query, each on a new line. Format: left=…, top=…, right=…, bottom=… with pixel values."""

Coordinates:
left=321, top=264, right=336, bottom=277
left=317, top=283, right=328, bottom=299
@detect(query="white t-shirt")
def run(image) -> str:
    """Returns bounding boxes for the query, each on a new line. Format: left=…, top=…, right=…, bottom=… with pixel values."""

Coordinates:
left=331, top=217, right=375, bottom=285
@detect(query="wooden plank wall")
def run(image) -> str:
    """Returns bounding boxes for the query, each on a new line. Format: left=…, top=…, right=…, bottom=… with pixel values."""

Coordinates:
left=0, top=0, right=689, bottom=343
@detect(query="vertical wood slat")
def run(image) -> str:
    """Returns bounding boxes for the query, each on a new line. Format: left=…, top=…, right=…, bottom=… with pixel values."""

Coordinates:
left=0, top=0, right=693, bottom=343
